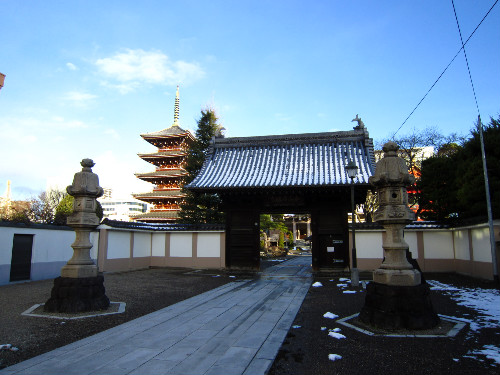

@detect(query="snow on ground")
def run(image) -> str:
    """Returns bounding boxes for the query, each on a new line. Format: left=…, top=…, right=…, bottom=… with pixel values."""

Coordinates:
left=312, top=281, right=323, bottom=287
left=328, top=354, right=342, bottom=361
left=323, top=312, right=339, bottom=319
left=328, top=332, right=346, bottom=339
left=468, top=345, right=500, bottom=365
left=429, top=280, right=500, bottom=366
left=342, top=290, right=356, bottom=294
left=337, top=283, right=348, bottom=287
left=429, top=280, right=500, bottom=332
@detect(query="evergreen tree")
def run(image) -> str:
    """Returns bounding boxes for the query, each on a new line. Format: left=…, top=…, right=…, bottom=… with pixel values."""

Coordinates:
left=178, top=109, right=225, bottom=224
left=417, top=116, right=500, bottom=221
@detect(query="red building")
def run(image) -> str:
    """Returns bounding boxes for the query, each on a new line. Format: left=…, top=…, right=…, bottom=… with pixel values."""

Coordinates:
left=132, top=87, right=194, bottom=223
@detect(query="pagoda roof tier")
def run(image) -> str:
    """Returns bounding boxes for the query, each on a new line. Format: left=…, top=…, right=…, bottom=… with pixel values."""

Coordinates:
left=133, top=190, right=186, bottom=200
left=141, top=125, right=195, bottom=142
left=138, top=150, right=188, bottom=159
left=132, top=211, right=179, bottom=221
left=135, top=170, right=188, bottom=180
left=187, top=126, right=375, bottom=192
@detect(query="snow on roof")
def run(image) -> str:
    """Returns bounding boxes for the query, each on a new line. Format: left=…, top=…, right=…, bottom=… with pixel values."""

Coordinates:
left=187, top=127, right=375, bottom=191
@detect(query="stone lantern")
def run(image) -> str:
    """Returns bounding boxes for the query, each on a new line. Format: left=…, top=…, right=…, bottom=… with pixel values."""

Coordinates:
left=359, top=142, right=439, bottom=330
left=45, top=159, right=109, bottom=313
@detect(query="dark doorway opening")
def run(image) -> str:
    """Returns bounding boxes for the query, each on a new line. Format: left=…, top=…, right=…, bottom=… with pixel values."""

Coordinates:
left=10, top=234, right=34, bottom=282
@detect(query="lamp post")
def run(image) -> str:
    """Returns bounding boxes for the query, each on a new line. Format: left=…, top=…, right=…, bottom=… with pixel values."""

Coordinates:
left=346, top=160, right=359, bottom=287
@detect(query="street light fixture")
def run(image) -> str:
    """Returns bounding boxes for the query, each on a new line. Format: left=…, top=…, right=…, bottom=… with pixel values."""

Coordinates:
left=345, top=160, right=359, bottom=287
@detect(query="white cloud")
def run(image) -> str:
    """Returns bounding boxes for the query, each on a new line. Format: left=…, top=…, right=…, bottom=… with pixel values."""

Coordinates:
left=95, top=49, right=205, bottom=92
left=275, top=113, right=293, bottom=122
left=63, top=91, right=97, bottom=104
left=66, top=62, right=78, bottom=71
left=104, top=128, right=120, bottom=140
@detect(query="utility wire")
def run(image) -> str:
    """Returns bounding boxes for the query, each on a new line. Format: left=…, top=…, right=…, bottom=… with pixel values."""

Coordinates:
left=451, top=0, right=498, bottom=282
left=392, top=0, right=498, bottom=138
left=451, top=0, right=480, bottom=116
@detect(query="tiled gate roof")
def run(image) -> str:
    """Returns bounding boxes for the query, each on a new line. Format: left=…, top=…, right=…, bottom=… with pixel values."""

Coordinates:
left=187, top=127, right=375, bottom=191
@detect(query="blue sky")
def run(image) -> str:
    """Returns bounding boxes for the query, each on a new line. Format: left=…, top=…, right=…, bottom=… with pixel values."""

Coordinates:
left=1, top=0, right=499, bottom=200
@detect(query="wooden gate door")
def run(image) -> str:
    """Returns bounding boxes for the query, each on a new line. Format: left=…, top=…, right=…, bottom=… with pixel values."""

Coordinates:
left=226, top=209, right=260, bottom=269
left=10, top=234, right=34, bottom=282
left=311, top=209, right=348, bottom=270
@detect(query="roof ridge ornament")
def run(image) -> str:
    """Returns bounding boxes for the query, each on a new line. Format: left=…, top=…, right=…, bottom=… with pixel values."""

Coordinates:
left=173, top=85, right=180, bottom=127
left=352, top=114, right=365, bottom=129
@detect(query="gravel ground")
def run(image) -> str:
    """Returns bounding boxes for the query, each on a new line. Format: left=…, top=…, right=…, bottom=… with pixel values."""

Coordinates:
left=1, top=262, right=499, bottom=374
left=0, top=267, right=234, bottom=370
left=268, top=272, right=500, bottom=375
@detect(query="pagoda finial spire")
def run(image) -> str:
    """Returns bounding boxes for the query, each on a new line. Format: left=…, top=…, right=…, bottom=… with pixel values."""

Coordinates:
left=173, top=85, right=180, bottom=126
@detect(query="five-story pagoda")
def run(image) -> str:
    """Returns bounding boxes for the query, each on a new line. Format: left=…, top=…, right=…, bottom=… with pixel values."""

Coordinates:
left=133, top=87, right=194, bottom=222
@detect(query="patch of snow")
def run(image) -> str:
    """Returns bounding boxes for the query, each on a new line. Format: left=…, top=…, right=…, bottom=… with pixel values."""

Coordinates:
left=337, top=283, right=348, bottom=287
left=453, top=358, right=459, bottom=362
left=343, top=290, right=356, bottom=294
left=328, top=332, right=346, bottom=339
left=292, top=325, right=301, bottom=329
left=323, top=312, right=339, bottom=319
left=321, top=327, right=327, bottom=331
left=328, top=354, right=342, bottom=361
left=430, top=281, right=500, bottom=331
left=339, top=278, right=350, bottom=282
left=312, top=282, right=323, bottom=287
left=329, top=328, right=341, bottom=332
left=0, top=344, right=18, bottom=352
left=468, top=345, right=500, bottom=365
left=229, top=276, right=236, bottom=278
left=212, top=275, right=221, bottom=277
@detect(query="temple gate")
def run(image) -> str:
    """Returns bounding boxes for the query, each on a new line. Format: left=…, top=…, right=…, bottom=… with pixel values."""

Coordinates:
left=187, top=122, right=375, bottom=270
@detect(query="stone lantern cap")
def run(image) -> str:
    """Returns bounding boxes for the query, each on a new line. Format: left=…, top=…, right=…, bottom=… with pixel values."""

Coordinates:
left=67, top=159, right=104, bottom=198
left=369, top=142, right=415, bottom=187
left=66, top=158, right=103, bottom=228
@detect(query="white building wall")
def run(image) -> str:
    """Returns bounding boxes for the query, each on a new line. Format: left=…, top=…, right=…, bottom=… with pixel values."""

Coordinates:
left=454, top=230, right=470, bottom=261
left=0, top=226, right=99, bottom=285
left=170, top=233, right=192, bottom=257
left=404, top=232, right=418, bottom=258
left=133, top=232, right=151, bottom=258
left=471, top=227, right=492, bottom=262
left=357, top=231, right=384, bottom=259
left=152, top=233, right=166, bottom=257
left=107, top=231, right=130, bottom=259
left=197, top=233, right=221, bottom=257
left=423, top=231, right=454, bottom=259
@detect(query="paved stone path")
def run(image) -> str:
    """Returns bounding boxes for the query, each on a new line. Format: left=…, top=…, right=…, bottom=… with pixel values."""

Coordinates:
left=1, top=256, right=312, bottom=375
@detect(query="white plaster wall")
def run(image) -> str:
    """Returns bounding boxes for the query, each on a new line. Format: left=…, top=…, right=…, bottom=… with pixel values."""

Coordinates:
left=404, top=232, right=418, bottom=258
left=423, top=231, right=454, bottom=259
left=170, top=233, right=192, bottom=257
left=0, top=227, right=16, bottom=265
left=31, top=230, right=74, bottom=263
left=152, top=233, right=166, bottom=257
left=471, top=226, right=492, bottom=262
left=90, top=232, right=99, bottom=260
left=453, top=229, right=470, bottom=261
left=197, top=233, right=221, bottom=258
left=0, top=227, right=83, bottom=265
left=133, top=232, right=151, bottom=258
left=356, top=231, right=383, bottom=259
left=107, top=231, right=131, bottom=259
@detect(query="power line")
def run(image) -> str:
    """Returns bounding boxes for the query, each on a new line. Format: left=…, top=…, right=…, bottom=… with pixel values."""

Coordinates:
left=451, top=0, right=498, bottom=282
left=392, top=0, right=499, bottom=138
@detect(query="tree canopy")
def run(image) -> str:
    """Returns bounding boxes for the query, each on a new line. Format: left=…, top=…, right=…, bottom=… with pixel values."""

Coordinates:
left=417, top=116, right=500, bottom=221
left=178, top=108, right=225, bottom=224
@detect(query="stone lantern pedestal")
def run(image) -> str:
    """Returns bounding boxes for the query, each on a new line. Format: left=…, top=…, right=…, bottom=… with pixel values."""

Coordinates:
left=359, top=142, right=439, bottom=330
left=45, top=159, right=110, bottom=313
